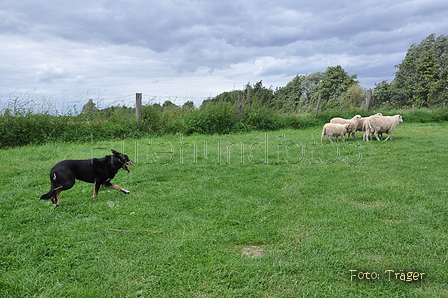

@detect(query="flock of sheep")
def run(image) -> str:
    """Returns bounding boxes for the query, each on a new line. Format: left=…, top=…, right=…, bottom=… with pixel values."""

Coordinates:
left=321, top=113, right=404, bottom=143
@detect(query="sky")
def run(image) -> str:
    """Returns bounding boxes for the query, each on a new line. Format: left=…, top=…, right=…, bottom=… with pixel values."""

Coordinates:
left=1, top=0, right=448, bottom=111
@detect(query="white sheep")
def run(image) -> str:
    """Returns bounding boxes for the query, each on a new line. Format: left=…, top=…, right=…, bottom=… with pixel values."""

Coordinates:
left=363, top=115, right=403, bottom=141
left=330, top=115, right=362, bottom=139
left=321, top=123, right=351, bottom=143
left=362, top=121, right=376, bottom=141
left=358, top=113, right=383, bottom=141
left=356, top=113, right=383, bottom=132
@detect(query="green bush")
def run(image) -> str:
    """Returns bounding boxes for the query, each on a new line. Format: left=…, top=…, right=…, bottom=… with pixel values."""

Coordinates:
left=292, top=115, right=321, bottom=129
left=242, top=106, right=284, bottom=130
left=185, top=101, right=238, bottom=134
left=160, top=106, right=188, bottom=135
left=138, top=105, right=163, bottom=134
left=0, top=114, right=57, bottom=147
left=399, top=108, right=448, bottom=123
left=0, top=109, right=140, bottom=148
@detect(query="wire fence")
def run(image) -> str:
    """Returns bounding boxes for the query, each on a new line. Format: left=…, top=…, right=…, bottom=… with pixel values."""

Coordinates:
left=0, top=90, right=210, bottom=116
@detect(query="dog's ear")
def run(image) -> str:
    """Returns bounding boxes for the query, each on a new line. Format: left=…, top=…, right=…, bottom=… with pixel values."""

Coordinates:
left=111, top=149, right=120, bottom=155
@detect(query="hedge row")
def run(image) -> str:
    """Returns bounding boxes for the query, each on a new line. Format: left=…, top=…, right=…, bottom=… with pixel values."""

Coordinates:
left=2, top=104, right=448, bottom=148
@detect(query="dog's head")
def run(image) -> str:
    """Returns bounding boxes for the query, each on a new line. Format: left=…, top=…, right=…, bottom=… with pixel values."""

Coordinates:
left=111, top=149, right=133, bottom=173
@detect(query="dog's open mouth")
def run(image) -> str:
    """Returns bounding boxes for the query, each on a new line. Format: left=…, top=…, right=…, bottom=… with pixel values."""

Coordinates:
left=122, top=161, right=133, bottom=173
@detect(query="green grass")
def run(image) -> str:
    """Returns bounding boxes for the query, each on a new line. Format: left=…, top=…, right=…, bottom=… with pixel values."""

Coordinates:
left=1, top=122, right=448, bottom=297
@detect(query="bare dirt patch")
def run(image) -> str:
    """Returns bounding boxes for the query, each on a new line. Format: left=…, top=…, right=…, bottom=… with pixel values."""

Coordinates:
left=241, top=246, right=264, bottom=258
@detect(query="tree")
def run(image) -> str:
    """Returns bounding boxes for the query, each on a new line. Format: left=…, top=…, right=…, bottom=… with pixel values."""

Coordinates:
left=394, top=50, right=418, bottom=106
left=162, top=100, right=175, bottom=109
left=314, top=65, right=358, bottom=110
left=250, top=81, right=275, bottom=107
left=274, top=74, right=304, bottom=112
left=393, top=33, right=448, bottom=107
left=162, top=100, right=181, bottom=112
left=182, top=101, right=195, bottom=110
left=415, top=49, right=440, bottom=107
left=271, top=72, right=324, bottom=113
left=339, top=83, right=365, bottom=110
left=81, top=99, right=97, bottom=113
left=372, top=80, right=395, bottom=108
left=298, top=72, right=325, bottom=112
left=210, top=90, right=240, bottom=104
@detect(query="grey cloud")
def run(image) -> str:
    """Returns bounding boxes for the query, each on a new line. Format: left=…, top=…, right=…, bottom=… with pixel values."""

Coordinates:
left=1, top=0, right=448, bottom=102
left=36, top=65, right=70, bottom=83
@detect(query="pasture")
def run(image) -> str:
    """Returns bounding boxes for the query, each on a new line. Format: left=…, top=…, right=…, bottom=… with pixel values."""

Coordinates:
left=0, top=122, right=447, bottom=297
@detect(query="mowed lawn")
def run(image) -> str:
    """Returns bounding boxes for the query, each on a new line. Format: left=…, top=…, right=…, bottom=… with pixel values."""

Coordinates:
left=0, top=122, right=447, bottom=297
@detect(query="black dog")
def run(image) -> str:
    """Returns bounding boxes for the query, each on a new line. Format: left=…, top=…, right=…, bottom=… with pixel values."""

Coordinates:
left=40, top=149, right=133, bottom=206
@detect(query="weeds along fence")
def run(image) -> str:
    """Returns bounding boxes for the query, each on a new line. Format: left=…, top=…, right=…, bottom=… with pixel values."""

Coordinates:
left=0, top=91, right=208, bottom=116
left=1, top=92, right=448, bottom=148
left=0, top=92, right=208, bottom=148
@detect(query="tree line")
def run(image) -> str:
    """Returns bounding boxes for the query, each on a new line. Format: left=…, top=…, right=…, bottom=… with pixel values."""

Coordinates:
left=207, top=33, right=448, bottom=112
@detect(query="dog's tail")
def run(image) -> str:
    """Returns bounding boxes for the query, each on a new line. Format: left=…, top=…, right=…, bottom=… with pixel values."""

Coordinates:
left=40, top=190, right=54, bottom=200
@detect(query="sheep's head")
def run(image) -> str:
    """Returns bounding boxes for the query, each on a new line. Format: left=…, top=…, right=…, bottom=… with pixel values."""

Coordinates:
left=398, top=115, right=403, bottom=122
left=345, top=124, right=351, bottom=130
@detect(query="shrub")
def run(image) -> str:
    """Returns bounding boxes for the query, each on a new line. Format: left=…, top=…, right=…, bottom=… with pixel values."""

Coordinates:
left=292, top=115, right=321, bottom=129
left=400, top=108, right=448, bottom=123
left=138, top=105, right=163, bottom=134
left=160, top=108, right=188, bottom=135
left=0, top=111, right=140, bottom=148
left=185, top=101, right=238, bottom=134
left=2, top=104, right=448, bottom=148
left=242, top=106, right=284, bottom=131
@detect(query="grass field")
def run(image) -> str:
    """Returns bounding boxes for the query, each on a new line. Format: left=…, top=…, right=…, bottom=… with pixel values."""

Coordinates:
left=1, top=122, right=447, bottom=297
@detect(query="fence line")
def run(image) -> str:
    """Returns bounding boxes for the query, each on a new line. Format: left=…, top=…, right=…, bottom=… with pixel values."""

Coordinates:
left=141, top=94, right=208, bottom=107
left=0, top=91, right=210, bottom=116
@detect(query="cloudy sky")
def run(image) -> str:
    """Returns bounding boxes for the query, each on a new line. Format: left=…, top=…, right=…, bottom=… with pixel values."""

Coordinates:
left=1, top=0, right=448, bottom=110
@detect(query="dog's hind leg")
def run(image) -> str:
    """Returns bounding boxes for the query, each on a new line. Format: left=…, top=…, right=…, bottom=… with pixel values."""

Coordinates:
left=52, top=187, right=63, bottom=206
left=40, top=186, right=63, bottom=206
left=102, top=181, right=131, bottom=195
left=41, top=170, right=75, bottom=206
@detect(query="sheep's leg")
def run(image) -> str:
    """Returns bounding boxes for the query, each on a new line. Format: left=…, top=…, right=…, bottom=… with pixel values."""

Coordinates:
left=384, top=134, right=392, bottom=141
left=374, top=132, right=381, bottom=141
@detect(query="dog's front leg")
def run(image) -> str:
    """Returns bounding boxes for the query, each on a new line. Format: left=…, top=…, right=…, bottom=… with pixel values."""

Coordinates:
left=93, top=180, right=101, bottom=199
left=102, top=181, right=130, bottom=195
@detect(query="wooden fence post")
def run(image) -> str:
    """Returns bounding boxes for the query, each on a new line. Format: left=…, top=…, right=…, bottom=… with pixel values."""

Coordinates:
left=365, top=89, right=372, bottom=111
left=237, top=91, right=244, bottom=121
left=246, top=83, right=251, bottom=106
left=136, top=93, right=142, bottom=120
left=315, top=94, right=321, bottom=116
